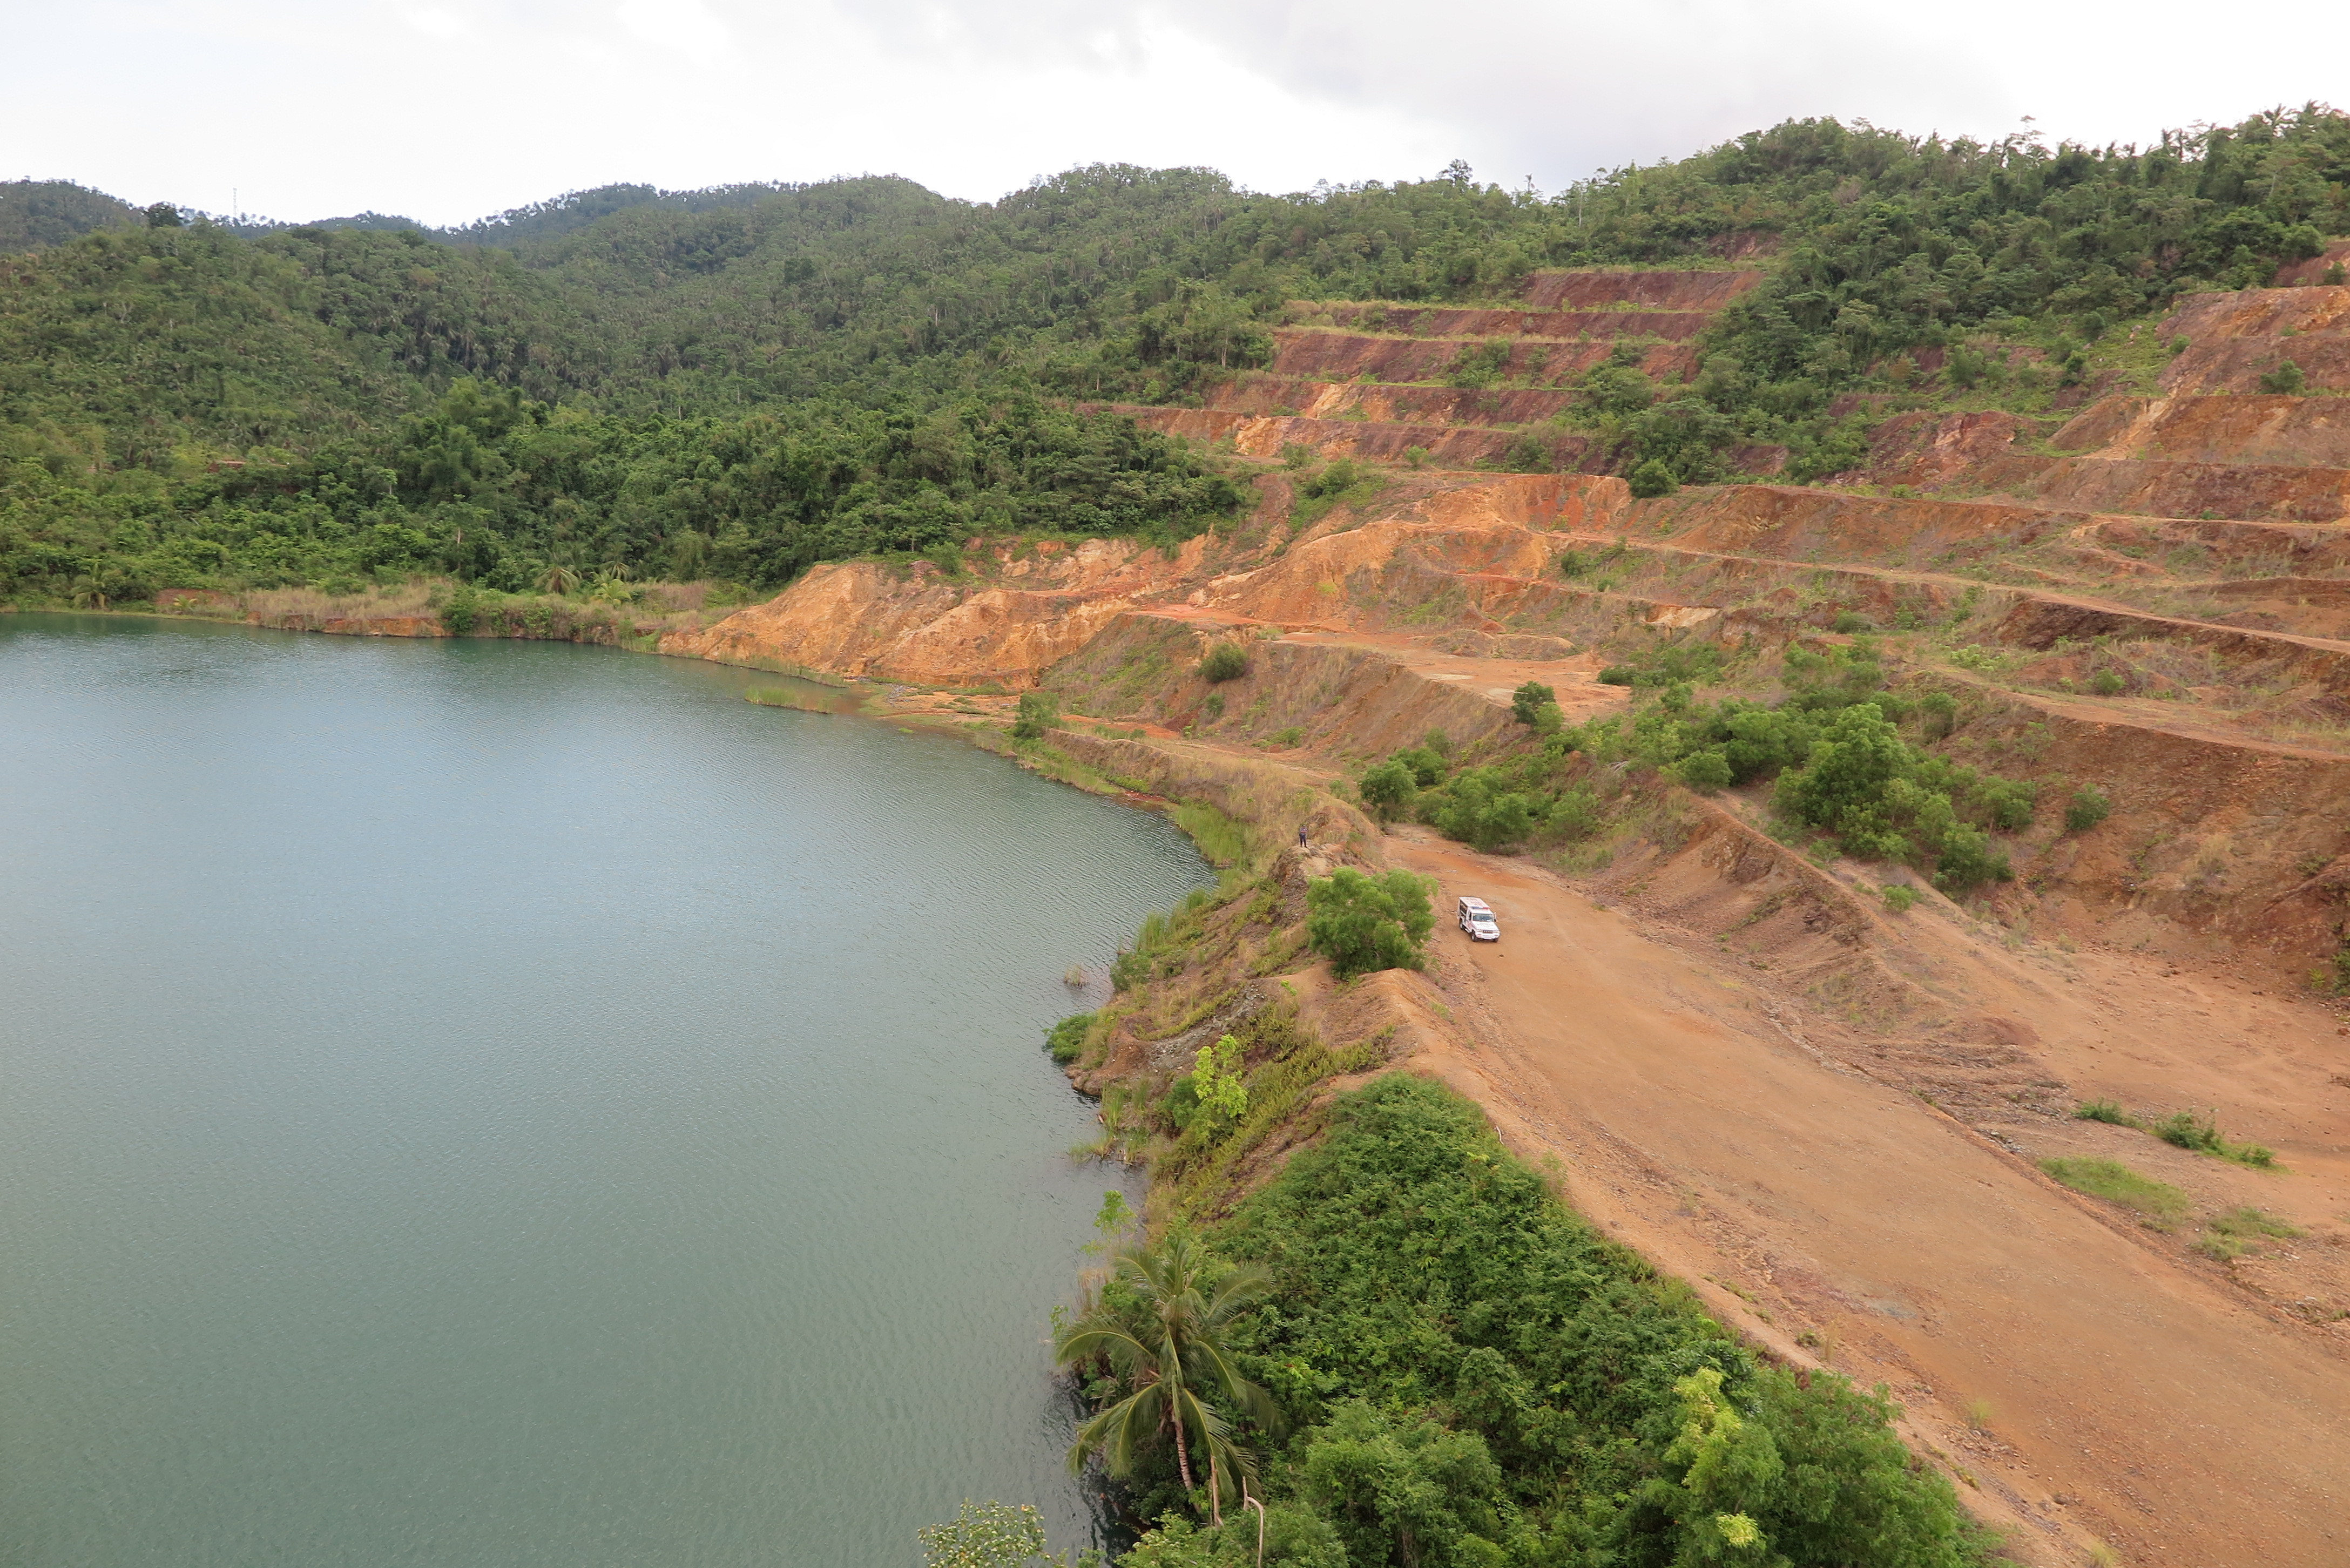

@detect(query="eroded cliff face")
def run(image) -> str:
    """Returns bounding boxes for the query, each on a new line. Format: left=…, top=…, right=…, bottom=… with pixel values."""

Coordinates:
left=662, top=475, right=1629, bottom=687
left=664, top=536, right=1214, bottom=688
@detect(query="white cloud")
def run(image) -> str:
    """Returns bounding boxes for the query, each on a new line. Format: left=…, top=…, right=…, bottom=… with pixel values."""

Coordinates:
left=613, top=0, right=731, bottom=63
left=0, top=0, right=2343, bottom=225
left=402, top=6, right=472, bottom=40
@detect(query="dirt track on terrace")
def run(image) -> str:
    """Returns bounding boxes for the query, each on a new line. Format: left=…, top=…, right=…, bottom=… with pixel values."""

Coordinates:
left=1385, top=834, right=2350, bottom=1568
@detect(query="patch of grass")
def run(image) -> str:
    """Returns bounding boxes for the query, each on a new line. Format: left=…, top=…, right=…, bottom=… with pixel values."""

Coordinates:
left=1961, top=1398, right=1994, bottom=1433
left=1170, top=801, right=1254, bottom=870
left=2073, top=1099, right=2137, bottom=1126
left=745, top=685, right=836, bottom=713
left=1268, top=726, right=1304, bottom=747
left=1044, top=1013, right=1096, bottom=1065
left=2038, top=1157, right=2191, bottom=1229
left=2150, top=1109, right=2278, bottom=1168
left=2192, top=1206, right=2304, bottom=1261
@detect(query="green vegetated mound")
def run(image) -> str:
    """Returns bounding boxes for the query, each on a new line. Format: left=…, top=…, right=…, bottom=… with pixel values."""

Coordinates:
left=10, top=105, right=2349, bottom=610
left=1073, top=1076, right=1987, bottom=1567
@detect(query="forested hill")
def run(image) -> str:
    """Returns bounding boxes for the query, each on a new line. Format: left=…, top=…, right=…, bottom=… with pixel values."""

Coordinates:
left=0, top=181, right=143, bottom=252
left=6, top=105, right=2348, bottom=605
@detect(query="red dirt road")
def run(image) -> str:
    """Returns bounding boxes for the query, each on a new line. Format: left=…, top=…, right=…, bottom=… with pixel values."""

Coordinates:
left=1387, top=834, right=2350, bottom=1568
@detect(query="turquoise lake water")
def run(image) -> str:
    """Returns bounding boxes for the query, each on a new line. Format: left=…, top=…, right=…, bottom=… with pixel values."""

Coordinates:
left=0, top=614, right=1212, bottom=1566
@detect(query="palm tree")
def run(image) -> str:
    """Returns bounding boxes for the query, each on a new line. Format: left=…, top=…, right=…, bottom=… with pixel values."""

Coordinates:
left=67, top=576, right=108, bottom=611
left=1054, top=1230, right=1279, bottom=1522
left=535, top=559, right=580, bottom=596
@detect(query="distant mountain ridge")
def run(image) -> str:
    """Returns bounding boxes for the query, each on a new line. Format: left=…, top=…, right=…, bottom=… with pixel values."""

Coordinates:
left=0, top=178, right=876, bottom=255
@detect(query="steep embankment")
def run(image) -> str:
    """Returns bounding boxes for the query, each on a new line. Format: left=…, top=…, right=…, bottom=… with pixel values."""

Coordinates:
left=666, top=265, right=2350, bottom=1567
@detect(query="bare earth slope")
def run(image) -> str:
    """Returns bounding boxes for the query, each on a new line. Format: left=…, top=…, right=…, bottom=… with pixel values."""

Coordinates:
left=664, top=268, right=2350, bottom=1566
left=1395, top=833, right=2349, bottom=1568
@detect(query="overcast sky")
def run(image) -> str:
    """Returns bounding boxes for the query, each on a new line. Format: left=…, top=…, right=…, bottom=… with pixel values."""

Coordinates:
left=6, top=0, right=2346, bottom=226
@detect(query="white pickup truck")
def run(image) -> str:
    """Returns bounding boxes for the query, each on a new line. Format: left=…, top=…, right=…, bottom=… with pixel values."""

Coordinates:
left=1456, top=896, right=1500, bottom=942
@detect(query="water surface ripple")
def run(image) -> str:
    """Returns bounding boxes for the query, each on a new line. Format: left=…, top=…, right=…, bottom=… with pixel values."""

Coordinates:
left=0, top=615, right=1210, bottom=1567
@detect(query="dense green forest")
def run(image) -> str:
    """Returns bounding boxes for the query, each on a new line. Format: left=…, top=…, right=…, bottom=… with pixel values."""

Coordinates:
left=5, top=104, right=2347, bottom=606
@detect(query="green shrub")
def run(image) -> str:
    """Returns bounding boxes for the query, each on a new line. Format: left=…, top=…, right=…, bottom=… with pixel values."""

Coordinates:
left=1199, top=643, right=1251, bottom=683
left=1976, top=778, right=2038, bottom=830
left=441, top=583, right=483, bottom=635
left=1783, top=415, right=1871, bottom=483
left=1672, top=748, right=1733, bottom=790
left=1393, top=745, right=1447, bottom=787
left=2258, top=359, right=2307, bottom=395
left=1927, top=822, right=2010, bottom=891
left=1044, top=1013, right=1095, bottom=1065
left=1446, top=340, right=1511, bottom=389
left=1299, top=458, right=1360, bottom=499
left=2150, top=1110, right=2277, bottom=1168
left=1547, top=786, right=1601, bottom=838
left=1270, top=726, right=1303, bottom=746
left=1596, top=642, right=1724, bottom=689
left=1912, top=692, right=1956, bottom=742
left=2074, top=1099, right=2135, bottom=1126
left=1628, top=458, right=1678, bottom=498
left=2037, top=1157, right=2190, bottom=1227
left=1502, top=434, right=1553, bottom=472
left=1881, top=883, right=1917, bottom=913
left=1424, top=766, right=1541, bottom=851
left=2065, top=785, right=2111, bottom=834
left=2090, top=669, right=2126, bottom=697
left=1509, top=680, right=1555, bottom=725
left=1358, top=759, right=1417, bottom=822
left=1305, top=868, right=1436, bottom=978
left=1162, top=1071, right=1201, bottom=1131
left=1186, top=1034, right=1248, bottom=1136
left=1010, top=691, right=1059, bottom=740
left=1772, top=705, right=2016, bottom=889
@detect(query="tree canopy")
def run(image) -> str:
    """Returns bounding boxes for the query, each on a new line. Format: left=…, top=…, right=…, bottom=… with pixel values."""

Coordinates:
left=7, top=104, right=2347, bottom=605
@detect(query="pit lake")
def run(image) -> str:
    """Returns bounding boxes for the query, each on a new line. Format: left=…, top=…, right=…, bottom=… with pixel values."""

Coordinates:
left=0, top=613, right=1214, bottom=1567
